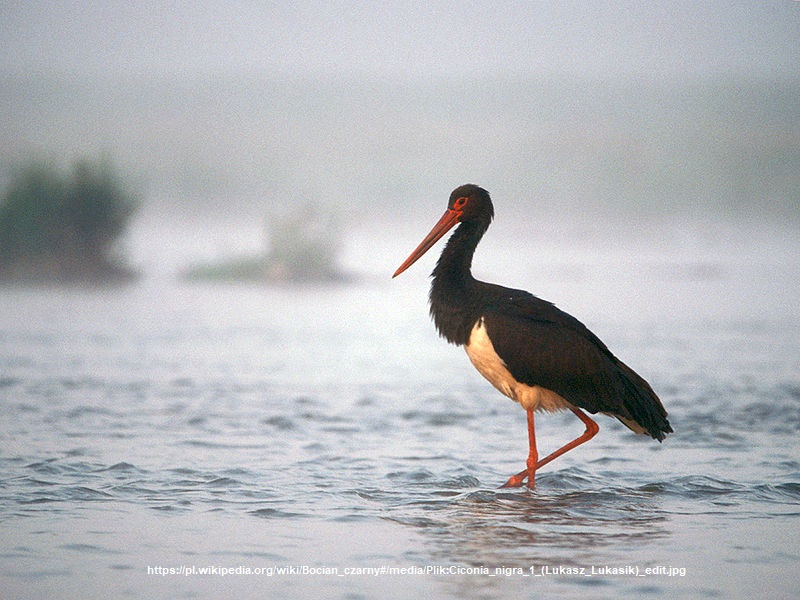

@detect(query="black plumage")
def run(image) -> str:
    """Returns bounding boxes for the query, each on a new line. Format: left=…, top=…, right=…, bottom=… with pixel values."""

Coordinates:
left=394, top=184, right=672, bottom=488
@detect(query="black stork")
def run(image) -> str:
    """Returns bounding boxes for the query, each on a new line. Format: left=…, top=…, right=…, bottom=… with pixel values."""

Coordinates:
left=393, top=184, right=672, bottom=489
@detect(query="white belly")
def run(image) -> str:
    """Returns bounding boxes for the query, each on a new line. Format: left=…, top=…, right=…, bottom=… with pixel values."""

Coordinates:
left=464, top=318, right=572, bottom=413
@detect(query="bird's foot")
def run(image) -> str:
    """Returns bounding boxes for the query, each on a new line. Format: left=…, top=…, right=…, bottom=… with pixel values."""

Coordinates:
left=499, top=468, right=534, bottom=489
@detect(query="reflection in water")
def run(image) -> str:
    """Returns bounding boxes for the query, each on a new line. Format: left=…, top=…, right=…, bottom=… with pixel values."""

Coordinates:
left=383, top=470, right=670, bottom=567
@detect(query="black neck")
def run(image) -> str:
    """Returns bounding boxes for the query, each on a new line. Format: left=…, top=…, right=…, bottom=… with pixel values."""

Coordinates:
left=428, top=221, right=487, bottom=345
left=434, top=221, right=483, bottom=280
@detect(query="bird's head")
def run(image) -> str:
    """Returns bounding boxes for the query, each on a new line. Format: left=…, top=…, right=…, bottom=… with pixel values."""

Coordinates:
left=447, top=184, right=494, bottom=224
left=393, top=184, right=493, bottom=278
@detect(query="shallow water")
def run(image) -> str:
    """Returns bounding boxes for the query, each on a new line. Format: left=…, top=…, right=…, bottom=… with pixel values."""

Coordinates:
left=1, top=258, right=799, bottom=599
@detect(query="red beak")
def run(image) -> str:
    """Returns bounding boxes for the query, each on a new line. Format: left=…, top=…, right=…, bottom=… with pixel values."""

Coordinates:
left=392, top=208, right=461, bottom=278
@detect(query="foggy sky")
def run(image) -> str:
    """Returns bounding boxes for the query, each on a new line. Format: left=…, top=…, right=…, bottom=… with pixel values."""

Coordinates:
left=2, top=1, right=798, bottom=79
left=2, top=1, right=799, bottom=277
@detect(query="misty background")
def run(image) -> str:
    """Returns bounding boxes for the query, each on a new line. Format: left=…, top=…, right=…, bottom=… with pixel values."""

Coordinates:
left=1, top=1, right=798, bottom=279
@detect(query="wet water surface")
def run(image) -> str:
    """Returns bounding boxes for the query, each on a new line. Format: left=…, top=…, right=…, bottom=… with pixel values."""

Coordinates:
left=1, top=263, right=798, bottom=599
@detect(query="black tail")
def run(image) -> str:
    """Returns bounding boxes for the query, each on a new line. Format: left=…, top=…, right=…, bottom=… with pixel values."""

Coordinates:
left=616, top=361, right=673, bottom=441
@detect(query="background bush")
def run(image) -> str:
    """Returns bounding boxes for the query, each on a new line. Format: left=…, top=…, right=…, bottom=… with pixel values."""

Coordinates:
left=0, top=157, right=138, bottom=282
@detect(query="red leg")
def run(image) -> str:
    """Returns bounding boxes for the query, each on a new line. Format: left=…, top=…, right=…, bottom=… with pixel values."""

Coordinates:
left=534, top=407, right=599, bottom=470
left=500, top=409, right=537, bottom=488
left=499, top=407, right=599, bottom=489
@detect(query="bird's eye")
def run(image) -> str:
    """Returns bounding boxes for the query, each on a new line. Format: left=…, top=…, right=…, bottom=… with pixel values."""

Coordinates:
left=454, top=196, right=468, bottom=209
